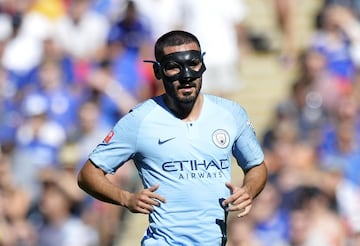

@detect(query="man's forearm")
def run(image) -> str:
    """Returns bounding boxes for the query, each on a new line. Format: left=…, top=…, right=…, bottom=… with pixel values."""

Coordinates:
left=242, top=162, right=267, bottom=199
left=78, top=160, right=130, bottom=207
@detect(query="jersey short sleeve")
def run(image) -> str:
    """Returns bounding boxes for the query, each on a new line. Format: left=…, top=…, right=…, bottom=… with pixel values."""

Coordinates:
left=88, top=101, right=150, bottom=174
left=231, top=104, right=264, bottom=170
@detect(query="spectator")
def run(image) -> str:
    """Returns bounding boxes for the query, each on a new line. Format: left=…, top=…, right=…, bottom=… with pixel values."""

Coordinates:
left=36, top=169, right=99, bottom=246
left=132, top=0, right=184, bottom=42
left=86, top=62, right=139, bottom=126
left=227, top=215, right=262, bottom=246
left=318, top=95, right=360, bottom=171
left=181, top=0, right=249, bottom=97
left=12, top=93, right=66, bottom=203
left=0, top=149, right=38, bottom=245
left=53, top=0, right=110, bottom=85
left=310, top=4, right=360, bottom=83
left=106, top=0, right=157, bottom=99
left=251, top=182, right=289, bottom=246
left=107, top=0, right=152, bottom=56
left=272, top=79, right=326, bottom=145
left=273, top=0, right=297, bottom=69
left=71, top=100, right=111, bottom=166
left=1, top=8, right=42, bottom=91
left=287, top=186, right=347, bottom=246
left=0, top=64, right=22, bottom=147
left=297, top=48, right=347, bottom=115
left=33, top=59, right=80, bottom=136
left=54, top=0, right=110, bottom=62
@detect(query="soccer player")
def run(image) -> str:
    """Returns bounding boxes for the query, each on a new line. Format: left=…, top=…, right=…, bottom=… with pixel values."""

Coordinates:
left=77, top=30, right=267, bottom=246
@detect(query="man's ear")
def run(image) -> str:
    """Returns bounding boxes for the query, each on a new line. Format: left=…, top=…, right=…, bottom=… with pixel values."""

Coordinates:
left=153, top=63, right=161, bottom=80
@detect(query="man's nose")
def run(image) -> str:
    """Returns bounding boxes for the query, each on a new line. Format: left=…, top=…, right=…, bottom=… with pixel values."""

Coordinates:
left=180, top=66, right=193, bottom=82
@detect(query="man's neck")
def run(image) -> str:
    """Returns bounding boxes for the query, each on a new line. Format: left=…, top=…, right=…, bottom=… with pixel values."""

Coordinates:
left=164, top=94, right=204, bottom=121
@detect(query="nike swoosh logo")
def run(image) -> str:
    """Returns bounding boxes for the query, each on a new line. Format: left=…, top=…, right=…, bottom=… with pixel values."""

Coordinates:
left=158, top=137, right=176, bottom=145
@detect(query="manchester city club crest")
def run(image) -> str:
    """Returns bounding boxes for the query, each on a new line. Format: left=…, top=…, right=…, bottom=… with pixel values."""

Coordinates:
left=212, top=129, right=230, bottom=148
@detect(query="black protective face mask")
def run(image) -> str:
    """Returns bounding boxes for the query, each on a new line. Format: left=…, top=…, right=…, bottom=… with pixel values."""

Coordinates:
left=144, top=50, right=206, bottom=83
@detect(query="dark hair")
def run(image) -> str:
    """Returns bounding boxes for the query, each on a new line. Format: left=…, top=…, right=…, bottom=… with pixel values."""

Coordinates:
left=154, top=30, right=201, bottom=61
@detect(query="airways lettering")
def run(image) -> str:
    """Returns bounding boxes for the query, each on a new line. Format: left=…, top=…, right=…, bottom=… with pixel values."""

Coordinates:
left=179, top=171, right=224, bottom=179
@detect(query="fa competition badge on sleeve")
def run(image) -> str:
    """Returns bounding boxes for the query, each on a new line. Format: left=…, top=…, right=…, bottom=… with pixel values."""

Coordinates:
left=212, top=129, right=230, bottom=148
left=104, top=130, right=114, bottom=144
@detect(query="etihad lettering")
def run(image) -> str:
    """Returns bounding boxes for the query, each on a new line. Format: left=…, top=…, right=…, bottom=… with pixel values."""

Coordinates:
left=162, top=159, right=230, bottom=172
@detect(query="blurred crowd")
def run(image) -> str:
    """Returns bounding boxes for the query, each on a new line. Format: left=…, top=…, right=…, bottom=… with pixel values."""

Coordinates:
left=228, top=0, right=360, bottom=246
left=1, top=0, right=360, bottom=245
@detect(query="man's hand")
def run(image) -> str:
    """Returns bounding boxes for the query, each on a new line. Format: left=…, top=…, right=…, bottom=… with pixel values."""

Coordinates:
left=223, top=182, right=252, bottom=217
left=125, top=184, right=166, bottom=214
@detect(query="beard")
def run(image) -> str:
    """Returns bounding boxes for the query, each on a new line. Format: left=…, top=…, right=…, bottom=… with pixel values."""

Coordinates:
left=178, top=93, right=196, bottom=104
left=164, top=79, right=202, bottom=104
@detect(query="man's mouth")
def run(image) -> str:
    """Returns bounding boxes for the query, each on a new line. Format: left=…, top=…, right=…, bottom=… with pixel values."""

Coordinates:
left=179, top=86, right=194, bottom=92
left=177, top=84, right=195, bottom=96
left=178, top=80, right=196, bottom=88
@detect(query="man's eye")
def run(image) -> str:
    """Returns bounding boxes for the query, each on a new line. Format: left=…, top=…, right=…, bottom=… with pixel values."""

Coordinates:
left=163, top=62, right=181, bottom=76
left=190, top=58, right=201, bottom=67
left=164, top=62, right=180, bottom=70
left=189, top=59, right=202, bottom=70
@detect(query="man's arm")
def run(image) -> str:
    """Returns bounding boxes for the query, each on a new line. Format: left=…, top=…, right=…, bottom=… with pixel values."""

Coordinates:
left=78, top=159, right=131, bottom=206
left=78, top=159, right=166, bottom=214
left=223, top=161, right=267, bottom=217
left=242, top=161, right=268, bottom=199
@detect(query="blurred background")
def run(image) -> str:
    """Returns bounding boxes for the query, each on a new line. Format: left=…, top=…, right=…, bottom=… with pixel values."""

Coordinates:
left=1, top=0, right=360, bottom=245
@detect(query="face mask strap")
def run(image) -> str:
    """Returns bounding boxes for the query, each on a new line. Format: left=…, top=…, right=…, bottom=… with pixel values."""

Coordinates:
left=143, top=60, right=162, bottom=79
left=201, top=52, right=206, bottom=59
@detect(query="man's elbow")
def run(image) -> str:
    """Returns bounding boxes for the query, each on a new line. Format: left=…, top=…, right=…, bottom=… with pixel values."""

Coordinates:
left=77, top=160, right=92, bottom=192
left=77, top=168, right=87, bottom=192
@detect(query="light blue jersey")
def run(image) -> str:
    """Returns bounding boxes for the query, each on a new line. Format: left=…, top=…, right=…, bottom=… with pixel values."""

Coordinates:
left=89, top=94, right=264, bottom=246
